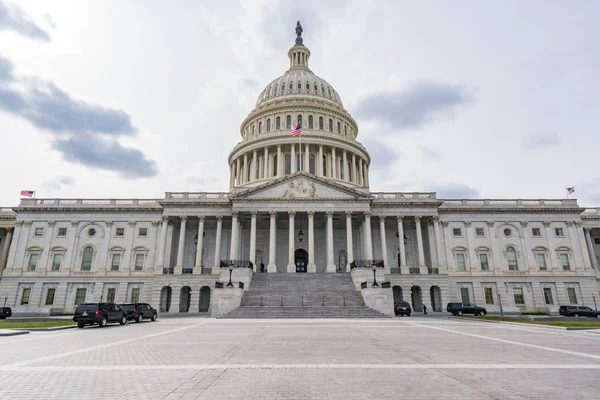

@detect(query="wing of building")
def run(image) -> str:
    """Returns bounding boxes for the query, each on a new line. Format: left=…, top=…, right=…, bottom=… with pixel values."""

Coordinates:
left=1, top=26, right=599, bottom=317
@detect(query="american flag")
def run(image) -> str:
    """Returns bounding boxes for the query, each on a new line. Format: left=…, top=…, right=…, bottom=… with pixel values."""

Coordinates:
left=20, top=190, right=35, bottom=197
left=291, top=123, right=301, bottom=137
left=567, top=186, right=575, bottom=195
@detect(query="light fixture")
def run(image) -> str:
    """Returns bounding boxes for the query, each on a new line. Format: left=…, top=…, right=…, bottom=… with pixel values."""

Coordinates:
left=298, top=230, right=304, bottom=242
left=395, top=231, right=408, bottom=245
left=194, top=234, right=198, bottom=245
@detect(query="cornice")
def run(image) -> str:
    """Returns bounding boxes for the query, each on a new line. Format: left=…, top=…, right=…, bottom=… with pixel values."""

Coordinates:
left=438, top=207, right=584, bottom=214
left=371, top=201, right=443, bottom=208
left=14, top=207, right=164, bottom=214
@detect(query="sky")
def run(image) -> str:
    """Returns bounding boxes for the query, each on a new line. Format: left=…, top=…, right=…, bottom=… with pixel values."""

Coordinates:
left=1, top=0, right=599, bottom=207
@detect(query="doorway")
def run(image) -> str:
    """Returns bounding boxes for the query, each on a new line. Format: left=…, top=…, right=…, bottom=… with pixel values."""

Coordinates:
left=295, top=249, right=308, bottom=273
left=160, top=286, right=172, bottom=312
left=199, top=286, right=211, bottom=312
left=411, top=286, right=423, bottom=311
left=179, top=286, right=191, bottom=312
left=430, top=286, right=442, bottom=312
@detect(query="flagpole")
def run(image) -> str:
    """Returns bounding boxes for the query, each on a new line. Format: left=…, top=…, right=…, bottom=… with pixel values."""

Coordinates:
left=299, top=129, right=302, bottom=172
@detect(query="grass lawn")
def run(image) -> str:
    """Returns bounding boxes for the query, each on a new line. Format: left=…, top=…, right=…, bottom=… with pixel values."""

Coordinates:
left=461, top=315, right=600, bottom=328
left=0, top=320, right=76, bottom=329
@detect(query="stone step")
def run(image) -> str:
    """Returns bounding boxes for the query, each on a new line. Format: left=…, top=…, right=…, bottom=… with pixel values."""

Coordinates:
left=241, top=292, right=364, bottom=307
left=219, top=306, right=389, bottom=319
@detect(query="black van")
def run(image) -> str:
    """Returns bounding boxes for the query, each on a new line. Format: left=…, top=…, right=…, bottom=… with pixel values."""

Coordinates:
left=0, top=307, right=12, bottom=319
left=447, top=302, right=487, bottom=316
left=73, top=303, right=127, bottom=328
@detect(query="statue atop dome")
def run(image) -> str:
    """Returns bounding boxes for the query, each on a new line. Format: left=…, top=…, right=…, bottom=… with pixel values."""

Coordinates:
left=295, top=21, right=303, bottom=46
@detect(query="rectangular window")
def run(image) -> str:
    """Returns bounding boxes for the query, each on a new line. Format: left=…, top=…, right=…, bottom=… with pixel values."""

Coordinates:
left=111, top=254, right=121, bottom=271
left=20, top=288, right=31, bottom=305
left=116, top=228, right=125, bottom=237
left=595, top=237, right=600, bottom=245
left=130, top=288, right=140, bottom=303
left=135, top=254, right=145, bottom=271
left=456, top=254, right=466, bottom=271
left=74, top=288, right=87, bottom=306
left=57, top=227, right=67, bottom=237
left=475, top=228, right=485, bottom=237
left=28, top=253, right=39, bottom=271
left=513, top=288, right=525, bottom=305
left=479, top=253, right=489, bottom=271
left=138, top=228, right=148, bottom=237
left=567, top=287, right=578, bottom=305
left=560, top=254, right=570, bottom=270
left=555, top=228, right=564, bottom=237
left=460, top=287, right=470, bottom=303
left=543, top=288, right=554, bottom=305
left=452, top=228, right=462, bottom=237
left=532, top=228, right=541, bottom=237
left=51, top=253, right=63, bottom=271
left=106, top=288, right=116, bottom=303
left=45, top=288, right=56, bottom=305
left=484, top=287, right=494, bottom=304
left=536, top=254, right=547, bottom=271
left=34, top=228, right=44, bottom=237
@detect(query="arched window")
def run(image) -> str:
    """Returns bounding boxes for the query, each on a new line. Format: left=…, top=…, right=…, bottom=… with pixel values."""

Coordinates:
left=322, top=155, right=327, bottom=177
left=321, top=85, right=325, bottom=94
left=252, top=125, right=255, bottom=135
left=258, top=121, right=262, bottom=134
left=273, top=86, right=277, bottom=94
left=344, top=125, right=347, bottom=135
left=314, top=83, right=318, bottom=91
left=285, top=154, right=291, bottom=175
left=347, top=161, right=352, bottom=181
left=266, top=119, right=271, bottom=132
left=289, top=82, right=293, bottom=91
left=273, top=155, right=278, bottom=176
left=276, top=116, right=281, bottom=130
left=337, top=121, right=341, bottom=133
left=308, top=115, right=313, bottom=129
left=247, top=161, right=252, bottom=181
left=506, top=247, right=518, bottom=271
left=286, top=115, right=291, bottom=129
left=319, top=116, right=324, bottom=129
left=256, top=159, right=261, bottom=179
left=339, top=158, right=344, bottom=180
left=328, top=119, right=333, bottom=131
left=81, top=246, right=93, bottom=271
left=296, top=153, right=302, bottom=171
left=281, top=83, right=285, bottom=92
left=309, top=154, right=315, bottom=174
left=297, top=81, right=301, bottom=90
left=297, top=115, right=302, bottom=127
left=305, top=81, right=310, bottom=90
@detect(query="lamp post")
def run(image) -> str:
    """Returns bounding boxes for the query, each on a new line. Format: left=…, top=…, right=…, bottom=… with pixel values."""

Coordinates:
left=498, top=292, right=504, bottom=317
left=298, top=229, right=304, bottom=242
left=3, top=296, right=6, bottom=307
left=594, top=295, right=598, bottom=312
left=371, top=264, right=379, bottom=287
left=226, top=265, right=234, bottom=287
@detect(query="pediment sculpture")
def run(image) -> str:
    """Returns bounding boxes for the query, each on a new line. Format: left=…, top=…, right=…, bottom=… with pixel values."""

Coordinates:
left=283, top=179, right=317, bottom=199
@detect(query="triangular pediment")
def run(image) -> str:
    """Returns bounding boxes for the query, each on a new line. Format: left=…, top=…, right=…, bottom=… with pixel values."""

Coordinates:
left=230, top=173, right=372, bottom=201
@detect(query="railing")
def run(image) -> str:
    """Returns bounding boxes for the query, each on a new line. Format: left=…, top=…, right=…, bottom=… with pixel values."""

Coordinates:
left=409, top=268, right=420, bottom=274
left=389, top=268, right=401, bottom=274
left=440, top=199, right=579, bottom=208
left=428, top=267, right=439, bottom=275
left=165, top=192, right=230, bottom=200
left=19, top=198, right=161, bottom=207
left=201, top=267, right=213, bottom=274
left=162, top=268, right=174, bottom=274
left=182, top=268, right=193, bottom=274
left=350, top=260, right=384, bottom=269
left=371, top=192, right=437, bottom=200
left=220, top=260, right=254, bottom=269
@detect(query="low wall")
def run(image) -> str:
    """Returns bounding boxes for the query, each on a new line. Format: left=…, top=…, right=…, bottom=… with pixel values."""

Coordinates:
left=211, top=287, right=244, bottom=317
left=360, top=287, right=394, bottom=317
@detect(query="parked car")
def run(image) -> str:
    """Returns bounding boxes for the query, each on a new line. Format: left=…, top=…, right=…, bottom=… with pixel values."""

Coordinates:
left=447, top=302, right=487, bottom=316
left=394, top=301, right=412, bottom=317
left=73, top=302, right=127, bottom=328
left=0, top=307, right=12, bottom=319
left=559, top=305, right=600, bottom=318
left=121, top=303, right=158, bottom=323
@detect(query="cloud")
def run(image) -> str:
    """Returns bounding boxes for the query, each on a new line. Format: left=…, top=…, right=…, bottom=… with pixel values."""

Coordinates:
left=354, top=82, right=473, bottom=130
left=51, top=136, right=157, bottom=178
left=42, top=13, right=56, bottom=30
left=431, top=182, right=480, bottom=198
left=420, top=146, right=441, bottom=162
left=0, top=2, right=50, bottom=41
left=361, top=138, right=399, bottom=169
left=524, top=133, right=561, bottom=150
left=43, top=176, right=75, bottom=190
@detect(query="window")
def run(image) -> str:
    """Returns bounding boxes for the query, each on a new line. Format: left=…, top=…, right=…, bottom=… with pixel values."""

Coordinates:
left=503, top=228, right=512, bottom=237
left=456, top=254, right=466, bottom=271
left=138, top=228, right=148, bottom=237
left=111, top=254, right=121, bottom=271
left=555, top=228, right=564, bottom=237
left=337, top=121, right=341, bottom=133
left=20, top=288, right=31, bottom=305
left=319, top=117, right=323, bottom=129
left=314, top=83, right=318, bottom=91
left=479, top=253, right=489, bottom=271
left=305, top=81, right=310, bottom=90
left=116, top=228, right=125, bottom=237
left=536, top=253, right=547, bottom=271
left=453, top=228, right=462, bottom=237
left=273, top=155, right=278, bottom=176
left=45, top=288, right=56, bottom=305
left=281, top=83, right=285, bottom=92
left=560, top=254, right=570, bottom=270
left=475, top=228, right=485, bottom=237
left=484, top=288, right=494, bottom=304
left=135, top=254, right=145, bottom=271
left=34, top=228, right=44, bottom=237
left=344, top=125, right=347, bottom=135
left=258, top=121, right=262, bottom=133
left=266, top=119, right=271, bottom=132
left=106, top=288, right=116, bottom=303
left=57, top=227, right=67, bottom=237
left=289, top=82, right=293, bottom=90
left=506, top=246, right=518, bottom=271
left=74, top=288, right=87, bottom=306
left=308, top=115, right=313, bottom=129
left=532, top=228, right=541, bottom=237
left=81, top=246, right=93, bottom=271
left=297, top=81, right=301, bottom=90
left=543, top=288, right=554, bottom=305
left=286, top=115, right=291, bottom=129
left=460, top=287, right=470, bottom=303
left=297, top=114, right=302, bottom=127
left=131, top=288, right=140, bottom=303
left=276, top=116, right=281, bottom=130
left=51, top=253, right=63, bottom=271
left=309, top=154, right=315, bottom=174
left=28, top=253, right=39, bottom=271
left=595, top=237, right=600, bottom=245
left=87, top=228, right=96, bottom=237
left=567, top=287, right=578, bottom=304
left=328, top=118, right=333, bottom=131
left=513, top=288, right=525, bottom=305
left=285, top=154, right=291, bottom=175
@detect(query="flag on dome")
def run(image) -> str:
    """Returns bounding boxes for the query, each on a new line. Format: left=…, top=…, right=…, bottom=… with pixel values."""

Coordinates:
left=20, top=190, right=35, bottom=197
left=567, top=186, right=575, bottom=195
left=291, top=123, right=301, bottom=137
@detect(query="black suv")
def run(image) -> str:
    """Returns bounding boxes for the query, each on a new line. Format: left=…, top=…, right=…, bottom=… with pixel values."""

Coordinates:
left=121, top=303, right=158, bottom=323
left=447, top=302, right=487, bottom=316
left=394, top=301, right=412, bottom=317
left=73, top=303, right=127, bottom=328
left=559, top=305, right=600, bottom=318
left=0, top=307, right=12, bottom=319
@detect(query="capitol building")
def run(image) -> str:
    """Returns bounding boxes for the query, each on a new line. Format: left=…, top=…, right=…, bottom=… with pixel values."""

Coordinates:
left=1, top=26, right=599, bottom=317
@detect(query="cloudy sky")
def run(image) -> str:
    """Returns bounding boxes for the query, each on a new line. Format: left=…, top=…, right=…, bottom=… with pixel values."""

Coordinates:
left=1, top=0, right=599, bottom=206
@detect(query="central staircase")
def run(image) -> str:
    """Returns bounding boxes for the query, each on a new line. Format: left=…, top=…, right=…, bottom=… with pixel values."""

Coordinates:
left=219, top=273, right=388, bottom=318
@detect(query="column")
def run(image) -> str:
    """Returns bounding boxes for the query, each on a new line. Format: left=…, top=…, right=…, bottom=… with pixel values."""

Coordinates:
left=345, top=212, right=354, bottom=272
left=305, top=143, right=310, bottom=173
left=156, top=216, right=169, bottom=270
left=415, top=216, right=427, bottom=273
left=352, top=154, right=356, bottom=184
left=433, top=217, right=445, bottom=270
left=194, top=216, right=205, bottom=274
left=249, top=212, right=257, bottom=272
left=0, top=228, right=13, bottom=274
left=174, top=216, right=187, bottom=274
left=308, top=211, right=316, bottom=273
left=229, top=212, right=239, bottom=260
left=267, top=211, right=277, bottom=273
left=318, top=145, right=324, bottom=177
left=243, top=153, right=248, bottom=184
left=331, top=148, right=337, bottom=179
left=343, top=150, right=349, bottom=182
left=287, top=211, right=296, bottom=273
left=291, top=144, right=296, bottom=173
left=364, top=212, right=373, bottom=259
left=365, top=165, right=370, bottom=187
left=264, top=148, right=269, bottom=178
left=576, top=222, right=592, bottom=270
left=326, top=211, right=336, bottom=273
left=236, top=159, right=241, bottom=186
left=277, top=145, right=282, bottom=177
left=397, top=216, right=408, bottom=274
left=379, top=216, right=389, bottom=273
left=229, top=165, right=234, bottom=189
left=212, top=216, right=223, bottom=275
left=584, top=228, right=599, bottom=271
left=252, top=151, right=257, bottom=181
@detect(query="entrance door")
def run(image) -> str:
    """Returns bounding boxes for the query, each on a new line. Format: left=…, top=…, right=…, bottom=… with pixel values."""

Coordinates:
left=295, top=249, right=308, bottom=273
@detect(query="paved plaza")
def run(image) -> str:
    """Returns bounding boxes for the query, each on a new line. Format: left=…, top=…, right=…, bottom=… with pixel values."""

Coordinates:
left=1, top=317, right=600, bottom=399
